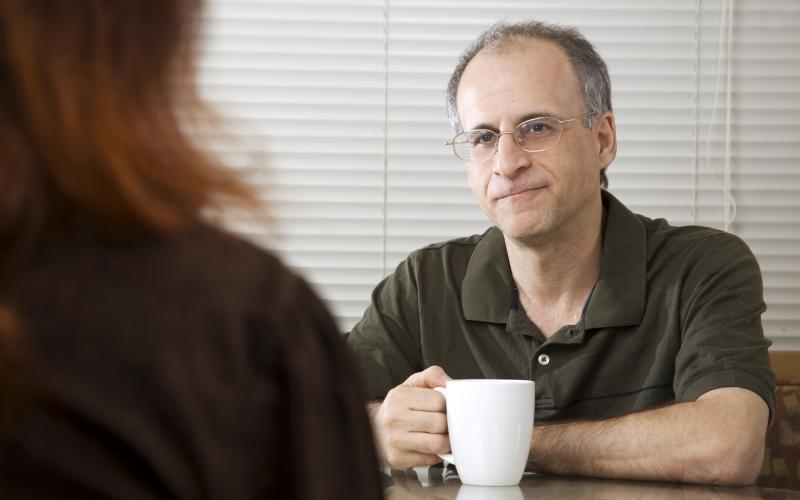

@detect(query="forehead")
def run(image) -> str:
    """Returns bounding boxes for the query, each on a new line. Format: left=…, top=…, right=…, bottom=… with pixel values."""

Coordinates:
left=456, top=38, right=582, bottom=129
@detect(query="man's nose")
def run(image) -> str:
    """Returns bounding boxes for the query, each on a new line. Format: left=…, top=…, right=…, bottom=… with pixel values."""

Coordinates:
left=492, top=132, right=530, bottom=177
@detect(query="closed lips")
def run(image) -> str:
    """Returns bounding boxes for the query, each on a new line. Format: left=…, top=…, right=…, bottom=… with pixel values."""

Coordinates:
left=496, top=185, right=546, bottom=200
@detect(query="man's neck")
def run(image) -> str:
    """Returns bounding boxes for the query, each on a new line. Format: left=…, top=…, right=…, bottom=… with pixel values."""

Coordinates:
left=505, top=200, right=604, bottom=336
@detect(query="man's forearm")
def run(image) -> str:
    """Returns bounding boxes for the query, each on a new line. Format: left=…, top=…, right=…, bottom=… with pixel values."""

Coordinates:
left=527, top=388, right=768, bottom=485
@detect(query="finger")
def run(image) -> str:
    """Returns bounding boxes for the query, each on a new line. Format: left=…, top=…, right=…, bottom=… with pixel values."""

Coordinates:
left=405, top=408, right=448, bottom=434
left=379, top=406, right=446, bottom=434
left=401, top=430, right=451, bottom=456
left=402, top=365, right=453, bottom=389
left=391, top=387, right=445, bottom=412
left=378, top=389, right=445, bottom=432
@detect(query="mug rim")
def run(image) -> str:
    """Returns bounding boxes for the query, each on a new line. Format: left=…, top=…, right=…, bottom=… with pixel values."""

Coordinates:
left=445, top=379, right=533, bottom=386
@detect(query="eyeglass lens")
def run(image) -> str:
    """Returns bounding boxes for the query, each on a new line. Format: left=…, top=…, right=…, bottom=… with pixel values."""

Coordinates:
left=451, top=116, right=564, bottom=162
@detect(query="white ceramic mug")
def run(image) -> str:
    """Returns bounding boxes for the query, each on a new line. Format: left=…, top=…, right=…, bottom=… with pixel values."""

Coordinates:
left=434, top=379, right=535, bottom=486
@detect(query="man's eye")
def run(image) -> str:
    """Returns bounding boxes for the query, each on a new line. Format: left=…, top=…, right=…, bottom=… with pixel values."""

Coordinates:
left=469, top=131, right=496, bottom=146
left=520, top=122, right=551, bottom=135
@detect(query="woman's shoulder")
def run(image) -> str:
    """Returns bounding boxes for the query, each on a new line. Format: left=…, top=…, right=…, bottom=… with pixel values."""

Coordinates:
left=26, top=221, right=318, bottom=327
left=176, top=223, right=287, bottom=275
left=169, top=222, right=315, bottom=310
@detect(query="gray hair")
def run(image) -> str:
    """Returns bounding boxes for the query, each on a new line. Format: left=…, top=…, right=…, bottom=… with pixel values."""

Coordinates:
left=445, top=20, right=613, bottom=187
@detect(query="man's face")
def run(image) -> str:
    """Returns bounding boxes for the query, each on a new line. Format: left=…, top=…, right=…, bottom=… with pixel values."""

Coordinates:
left=456, top=39, right=611, bottom=244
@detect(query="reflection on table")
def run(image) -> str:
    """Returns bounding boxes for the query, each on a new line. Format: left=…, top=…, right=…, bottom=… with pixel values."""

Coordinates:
left=383, top=465, right=800, bottom=499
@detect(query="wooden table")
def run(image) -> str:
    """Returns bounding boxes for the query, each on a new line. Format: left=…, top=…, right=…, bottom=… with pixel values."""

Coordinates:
left=383, top=466, right=800, bottom=499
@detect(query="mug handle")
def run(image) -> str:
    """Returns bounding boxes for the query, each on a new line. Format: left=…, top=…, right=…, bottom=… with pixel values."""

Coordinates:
left=433, top=386, right=455, bottom=465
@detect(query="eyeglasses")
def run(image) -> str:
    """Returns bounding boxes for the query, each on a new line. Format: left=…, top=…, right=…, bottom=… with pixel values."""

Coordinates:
left=447, top=113, right=589, bottom=163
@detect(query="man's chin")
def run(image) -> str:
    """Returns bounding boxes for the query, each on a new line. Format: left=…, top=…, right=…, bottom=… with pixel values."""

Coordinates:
left=497, top=221, right=551, bottom=246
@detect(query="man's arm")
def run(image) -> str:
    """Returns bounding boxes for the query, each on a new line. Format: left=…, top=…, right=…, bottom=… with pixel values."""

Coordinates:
left=525, top=232, right=769, bottom=485
left=527, top=386, right=768, bottom=485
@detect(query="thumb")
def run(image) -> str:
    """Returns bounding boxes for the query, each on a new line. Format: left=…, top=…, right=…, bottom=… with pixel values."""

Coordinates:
left=403, top=365, right=452, bottom=389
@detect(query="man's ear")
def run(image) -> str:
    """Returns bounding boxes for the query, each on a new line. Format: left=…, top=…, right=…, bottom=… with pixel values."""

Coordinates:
left=595, top=112, right=617, bottom=169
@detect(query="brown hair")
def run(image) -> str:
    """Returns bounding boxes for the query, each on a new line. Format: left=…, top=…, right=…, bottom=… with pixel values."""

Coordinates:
left=0, top=0, right=257, bottom=414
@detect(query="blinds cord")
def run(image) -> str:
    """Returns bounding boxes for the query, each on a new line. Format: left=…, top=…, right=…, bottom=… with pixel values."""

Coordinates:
left=704, top=0, right=738, bottom=232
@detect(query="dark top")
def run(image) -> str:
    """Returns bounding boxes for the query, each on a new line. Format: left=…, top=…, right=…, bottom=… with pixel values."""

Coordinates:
left=348, top=191, right=775, bottom=422
left=0, top=223, right=383, bottom=499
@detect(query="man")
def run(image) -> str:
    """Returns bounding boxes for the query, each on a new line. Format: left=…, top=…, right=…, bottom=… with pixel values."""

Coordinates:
left=347, top=20, right=774, bottom=485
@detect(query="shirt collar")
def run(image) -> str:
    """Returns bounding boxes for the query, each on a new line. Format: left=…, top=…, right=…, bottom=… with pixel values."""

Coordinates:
left=461, top=190, right=646, bottom=329
left=462, top=226, right=513, bottom=323
left=583, top=190, right=647, bottom=329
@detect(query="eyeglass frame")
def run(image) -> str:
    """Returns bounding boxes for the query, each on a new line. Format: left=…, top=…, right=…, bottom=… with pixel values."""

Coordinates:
left=446, top=112, right=593, bottom=163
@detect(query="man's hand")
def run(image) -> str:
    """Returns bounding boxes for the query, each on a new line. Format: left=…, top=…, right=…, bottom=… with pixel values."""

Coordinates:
left=368, top=366, right=452, bottom=469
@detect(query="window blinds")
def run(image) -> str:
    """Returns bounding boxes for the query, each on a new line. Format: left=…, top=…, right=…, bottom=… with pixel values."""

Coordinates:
left=197, top=0, right=800, bottom=349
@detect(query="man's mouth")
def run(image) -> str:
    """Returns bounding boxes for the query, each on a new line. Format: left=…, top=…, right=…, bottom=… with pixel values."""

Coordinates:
left=496, top=185, right=546, bottom=200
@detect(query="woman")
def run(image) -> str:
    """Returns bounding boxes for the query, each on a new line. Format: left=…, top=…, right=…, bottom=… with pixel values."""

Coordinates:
left=0, top=1, right=382, bottom=498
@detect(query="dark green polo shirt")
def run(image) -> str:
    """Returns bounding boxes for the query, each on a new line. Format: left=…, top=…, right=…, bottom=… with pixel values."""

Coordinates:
left=347, top=191, right=775, bottom=422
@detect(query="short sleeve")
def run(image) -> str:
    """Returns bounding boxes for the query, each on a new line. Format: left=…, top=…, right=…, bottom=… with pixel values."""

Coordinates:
left=673, top=233, right=775, bottom=416
left=347, top=256, right=424, bottom=401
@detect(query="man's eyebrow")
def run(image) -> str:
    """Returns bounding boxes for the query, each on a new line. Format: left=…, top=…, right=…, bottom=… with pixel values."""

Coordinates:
left=517, top=112, right=557, bottom=123
left=468, top=112, right=557, bottom=131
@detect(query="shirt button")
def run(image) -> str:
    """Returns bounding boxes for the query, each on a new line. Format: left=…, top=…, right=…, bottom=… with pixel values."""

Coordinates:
left=537, top=354, right=550, bottom=366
